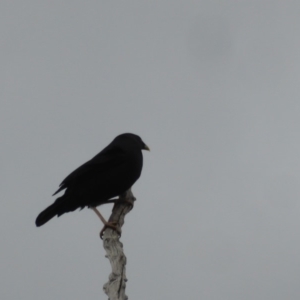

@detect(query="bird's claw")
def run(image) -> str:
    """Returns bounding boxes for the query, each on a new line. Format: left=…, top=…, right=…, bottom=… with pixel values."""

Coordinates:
left=100, top=221, right=121, bottom=239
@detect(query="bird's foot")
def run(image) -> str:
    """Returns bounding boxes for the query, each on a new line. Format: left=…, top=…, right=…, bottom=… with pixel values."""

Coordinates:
left=100, top=221, right=121, bottom=239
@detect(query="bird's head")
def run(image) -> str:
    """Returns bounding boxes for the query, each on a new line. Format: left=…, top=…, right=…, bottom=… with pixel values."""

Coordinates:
left=114, top=133, right=150, bottom=151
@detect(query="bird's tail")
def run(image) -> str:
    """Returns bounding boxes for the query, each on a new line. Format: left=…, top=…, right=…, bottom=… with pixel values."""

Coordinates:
left=35, top=197, right=65, bottom=227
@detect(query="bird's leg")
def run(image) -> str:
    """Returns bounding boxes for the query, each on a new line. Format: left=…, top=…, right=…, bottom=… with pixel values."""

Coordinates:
left=91, top=207, right=121, bottom=239
left=91, top=207, right=109, bottom=224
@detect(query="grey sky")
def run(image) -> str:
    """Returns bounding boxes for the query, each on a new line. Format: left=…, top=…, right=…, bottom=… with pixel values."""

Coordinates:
left=1, top=1, right=300, bottom=299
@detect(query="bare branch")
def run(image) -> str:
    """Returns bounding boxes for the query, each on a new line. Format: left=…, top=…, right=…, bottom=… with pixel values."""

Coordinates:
left=102, top=189, right=135, bottom=300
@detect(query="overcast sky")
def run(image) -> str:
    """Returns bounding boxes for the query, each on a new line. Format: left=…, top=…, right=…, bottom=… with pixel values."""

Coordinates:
left=1, top=1, right=300, bottom=299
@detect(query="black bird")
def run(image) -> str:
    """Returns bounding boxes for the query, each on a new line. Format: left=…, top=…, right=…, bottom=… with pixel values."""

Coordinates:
left=35, top=133, right=149, bottom=234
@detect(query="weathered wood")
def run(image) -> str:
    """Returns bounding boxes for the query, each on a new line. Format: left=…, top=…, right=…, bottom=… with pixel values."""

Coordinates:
left=102, top=189, right=135, bottom=300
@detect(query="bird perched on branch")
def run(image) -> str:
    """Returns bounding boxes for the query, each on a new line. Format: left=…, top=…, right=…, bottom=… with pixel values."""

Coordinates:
left=35, top=133, right=149, bottom=236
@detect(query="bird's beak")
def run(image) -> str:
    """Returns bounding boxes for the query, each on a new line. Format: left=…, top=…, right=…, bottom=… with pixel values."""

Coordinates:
left=143, top=144, right=150, bottom=151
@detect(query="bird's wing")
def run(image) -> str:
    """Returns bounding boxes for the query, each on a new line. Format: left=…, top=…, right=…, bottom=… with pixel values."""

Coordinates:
left=52, top=146, right=127, bottom=196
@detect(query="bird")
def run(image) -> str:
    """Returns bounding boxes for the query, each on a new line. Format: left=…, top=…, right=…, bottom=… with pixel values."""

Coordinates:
left=35, top=133, right=149, bottom=236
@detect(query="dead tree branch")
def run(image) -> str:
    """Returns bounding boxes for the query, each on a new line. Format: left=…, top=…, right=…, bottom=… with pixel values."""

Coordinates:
left=102, top=189, right=135, bottom=300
